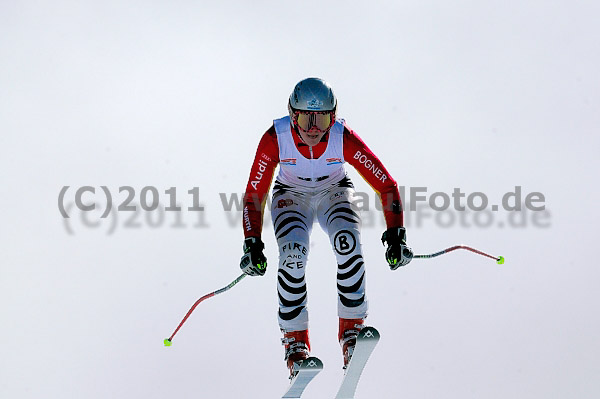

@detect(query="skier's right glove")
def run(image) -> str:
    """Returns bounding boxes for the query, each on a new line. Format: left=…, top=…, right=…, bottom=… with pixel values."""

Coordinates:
left=381, top=227, right=413, bottom=270
left=240, top=237, right=268, bottom=276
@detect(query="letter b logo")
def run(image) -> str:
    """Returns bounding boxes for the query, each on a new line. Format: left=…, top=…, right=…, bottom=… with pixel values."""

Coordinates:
left=339, top=236, right=350, bottom=251
left=334, top=230, right=357, bottom=255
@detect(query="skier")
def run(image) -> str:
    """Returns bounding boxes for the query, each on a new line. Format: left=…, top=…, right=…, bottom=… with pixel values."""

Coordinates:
left=239, top=77, right=413, bottom=379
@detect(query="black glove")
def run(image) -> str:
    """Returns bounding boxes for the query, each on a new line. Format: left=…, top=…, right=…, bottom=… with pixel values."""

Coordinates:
left=381, top=227, right=413, bottom=270
left=240, top=237, right=268, bottom=276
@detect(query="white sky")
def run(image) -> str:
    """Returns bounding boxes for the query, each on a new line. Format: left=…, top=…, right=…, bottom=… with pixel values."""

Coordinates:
left=1, top=1, right=599, bottom=398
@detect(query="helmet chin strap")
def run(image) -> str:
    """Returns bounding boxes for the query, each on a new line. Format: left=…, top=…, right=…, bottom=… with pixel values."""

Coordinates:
left=290, top=124, right=308, bottom=145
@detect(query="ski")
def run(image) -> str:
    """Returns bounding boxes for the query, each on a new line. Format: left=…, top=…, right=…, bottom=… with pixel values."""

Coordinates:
left=335, top=326, right=380, bottom=399
left=282, top=356, right=323, bottom=398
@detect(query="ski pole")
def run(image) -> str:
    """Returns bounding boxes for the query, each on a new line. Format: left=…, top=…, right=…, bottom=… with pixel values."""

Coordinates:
left=164, top=247, right=502, bottom=346
left=414, top=245, right=504, bottom=264
left=164, top=273, right=247, bottom=346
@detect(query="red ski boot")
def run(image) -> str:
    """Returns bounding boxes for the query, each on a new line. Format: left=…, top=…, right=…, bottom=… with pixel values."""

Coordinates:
left=338, top=318, right=365, bottom=369
left=281, top=330, right=311, bottom=379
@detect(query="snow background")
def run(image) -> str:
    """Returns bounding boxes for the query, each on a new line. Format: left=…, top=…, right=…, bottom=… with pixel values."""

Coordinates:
left=1, top=1, right=599, bottom=398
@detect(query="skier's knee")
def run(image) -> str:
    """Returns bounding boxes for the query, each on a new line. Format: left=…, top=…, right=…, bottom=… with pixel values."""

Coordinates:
left=330, top=228, right=361, bottom=258
left=278, top=240, right=310, bottom=272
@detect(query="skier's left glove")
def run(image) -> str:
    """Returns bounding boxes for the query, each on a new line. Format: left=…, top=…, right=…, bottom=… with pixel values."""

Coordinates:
left=381, top=227, right=413, bottom=270
left=240, top=237, right=268, bottom=276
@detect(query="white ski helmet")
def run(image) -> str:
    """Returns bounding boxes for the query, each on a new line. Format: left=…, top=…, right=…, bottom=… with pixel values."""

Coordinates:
left=288, top=78, right=337, bottom=132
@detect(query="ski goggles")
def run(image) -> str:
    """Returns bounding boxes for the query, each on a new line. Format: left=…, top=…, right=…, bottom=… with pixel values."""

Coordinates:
left=292, top=110, right=336, bottom=132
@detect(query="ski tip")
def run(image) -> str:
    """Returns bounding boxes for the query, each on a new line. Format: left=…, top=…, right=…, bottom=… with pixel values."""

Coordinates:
left=301, top=357, right=324, bottom=370
left=359, top=326, right=380, bottom=340
left=496, top=256, right=504, bottom=265
left=164, top=338, right=172, bottom=347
